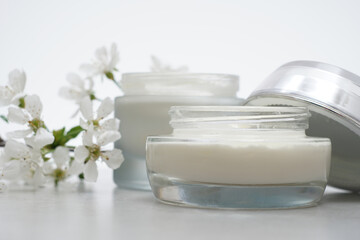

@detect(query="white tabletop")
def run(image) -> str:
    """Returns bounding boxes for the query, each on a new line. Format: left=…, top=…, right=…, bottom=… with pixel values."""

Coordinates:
left=1, top=166, right=359, bottom=240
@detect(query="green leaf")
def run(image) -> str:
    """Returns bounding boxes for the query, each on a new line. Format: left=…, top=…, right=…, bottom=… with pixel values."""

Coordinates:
left=105, top=71, right=114, bottom=81
left=90, top=93, right=96, bottom=100
left=65, top=126, right=83, bottom=141
left=18, top=97, right=25, bottom=108
left=44, top=126, right=84, bottom=151
left=78, top=173, right=84, bottom=180
left=0, top=115, right=8, bottom=123
left=52, top=127, right=67, bottom=146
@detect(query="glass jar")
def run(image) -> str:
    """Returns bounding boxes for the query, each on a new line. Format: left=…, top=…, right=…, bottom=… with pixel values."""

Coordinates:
left=114, top=73, right=242, bottom=190
left=146, top=106, right=331, bottom=209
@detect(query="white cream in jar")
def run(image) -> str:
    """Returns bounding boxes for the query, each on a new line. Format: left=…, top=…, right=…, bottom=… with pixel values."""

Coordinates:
left=146, top=106, right=331, bottom=209
left=114, top=73, right=242, bottom=190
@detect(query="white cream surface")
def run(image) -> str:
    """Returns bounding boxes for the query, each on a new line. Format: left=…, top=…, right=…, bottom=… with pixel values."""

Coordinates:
left=147, top=140, right=331, bottom=185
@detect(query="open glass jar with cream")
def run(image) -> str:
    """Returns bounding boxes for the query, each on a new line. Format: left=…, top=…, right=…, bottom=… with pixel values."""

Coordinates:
left=146, top=106, right=331, bottom=209
left=114, top=73, right=242, bottom=190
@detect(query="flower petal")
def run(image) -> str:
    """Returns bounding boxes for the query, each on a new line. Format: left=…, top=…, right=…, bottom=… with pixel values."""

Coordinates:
left=43, top=161, right=55, bottom=175
left=33, top=128, right=54, bottom=149
left=67, top=161, right=85, bottom=176
left=7, top=107, right=30, bottom=124
left=109, top=43, right=120, bottom=69
left=74, top=145, right=89, bottom=163
left=53, top=146, right=70, bottom=167
left=31, top=166, right=45, bottom=188
left=0, top=86, right=14, bottom=106
left=25, top=95, right=43, bottom=119
left=95, top=46, right=108, bottom=64
left=79, top=118, right=89, bottom=130
left=101, top=118, right=120, bottom=132
left=97, top=130, right=120, bottom=146
left=66, top=73, right=85, bottom=89
left=59, top=87, right=83, bottom=100
left=84, top=160, right=98, bottom=182
left=30, top=149, right=43, bottom=165
left=82, top=125, right=94, bottom=146
left=79, top=96, right=93, bottom=121
left=97, top=97, right=113, bottom=119
left=24, top=136, right=35, bottom=149
left=6, top=129, right=32, bottom=139
left=4, top=140, right=30, bottom=159
left=79, top=63, right=98, bottom=76
left=10, top=95, right=22, bottom=107
left=0, top=151, right=10, bottom=166
left=2, top=160, right=22, bottom=179
left=8, top=69, right=26, bottom=94
left=101, top=149, right=124, bottom=169
left=88, top=77, right=94, bottom=90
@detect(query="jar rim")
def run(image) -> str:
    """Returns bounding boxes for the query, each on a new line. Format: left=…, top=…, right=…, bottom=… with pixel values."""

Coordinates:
left=169, top=106, right=310, bottom=130
left=122, top=72, right=238, bottom=80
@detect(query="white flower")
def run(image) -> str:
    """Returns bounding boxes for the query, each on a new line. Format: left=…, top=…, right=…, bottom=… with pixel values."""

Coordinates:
left=1, top=160, right=25, bottom=180
left=0, top=140, right=45, bottom=187
left=59, top=73, right=96, bottom=117
left=150, top=55, right=188, bottom=73
left=25, top=94, right=42, bottom=118
left=0, top=69, right=26, bottom=106
left=2, top=139, right=40, bottom=165
left=100, top=148, right=124, bottom=169
left=25, top=128, right=55, bottom=150
left=7, top=107, right=30, bottom=125
left=6, top=95, right=53, bottom=141
left=74, top=125, right=123, bottom=182
left=74, top=95, right=123, bottom=182
left=79, top=96, right=119, bottom=134
left=80, top=43, right=120, bottom=77
left=52, top=146, right=70, bottom=169
left=7, top=94, right=42, bottom=124
left=43, top=146, right=72, bottom=184
left=67, top=160, right=85, bottom=176
left=26, top=166, right=46, bottom=188
left=59, top=73, right=95, bottom=103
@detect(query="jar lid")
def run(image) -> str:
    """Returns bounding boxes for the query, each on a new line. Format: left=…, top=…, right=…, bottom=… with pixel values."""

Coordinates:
left=245, top=60, right=360, bottom=192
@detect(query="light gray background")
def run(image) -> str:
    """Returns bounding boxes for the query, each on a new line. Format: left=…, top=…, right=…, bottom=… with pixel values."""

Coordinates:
left=0, top=1, right=360, bottom=239
left=1, top=0, right=360, bottom=130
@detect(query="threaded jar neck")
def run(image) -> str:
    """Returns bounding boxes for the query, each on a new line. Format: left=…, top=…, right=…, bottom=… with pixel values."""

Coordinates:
left=169, top=106, right=310, bottom=132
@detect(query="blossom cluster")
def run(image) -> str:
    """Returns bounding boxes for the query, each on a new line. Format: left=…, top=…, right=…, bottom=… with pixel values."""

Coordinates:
left=0, top=43, right=186, bottom=192
left=0, top=44, right=124, bottom=191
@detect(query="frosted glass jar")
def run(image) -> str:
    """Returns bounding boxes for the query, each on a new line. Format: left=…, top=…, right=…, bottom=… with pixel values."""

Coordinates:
left=114, top=73, right=242, bottom=190
left=146, top=106, right=331, bottom=209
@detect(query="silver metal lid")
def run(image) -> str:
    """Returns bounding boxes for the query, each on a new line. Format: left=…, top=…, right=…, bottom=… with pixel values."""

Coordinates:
left=245, top=60, right=360, bottom=192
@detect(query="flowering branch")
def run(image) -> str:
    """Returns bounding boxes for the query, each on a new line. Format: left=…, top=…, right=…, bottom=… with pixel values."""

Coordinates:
left=0, top=44, right=125, bottom=191
left=0, top=43, right=187, bottom=192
